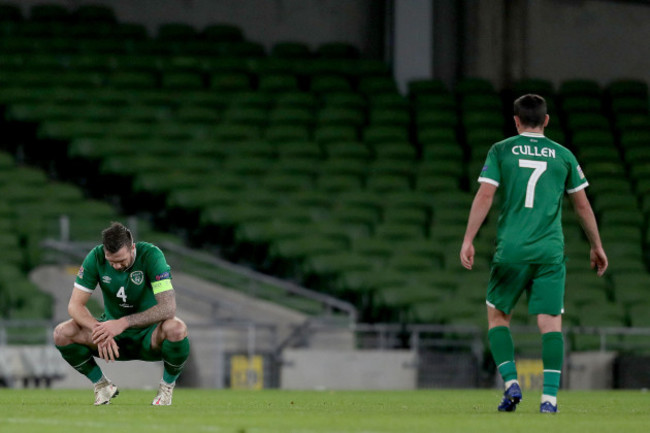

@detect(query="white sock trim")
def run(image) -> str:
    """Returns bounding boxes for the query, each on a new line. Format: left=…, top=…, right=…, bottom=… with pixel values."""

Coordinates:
left=505, top=379, right=519, bottom=389
left=541, top=395, right=557, bottom=406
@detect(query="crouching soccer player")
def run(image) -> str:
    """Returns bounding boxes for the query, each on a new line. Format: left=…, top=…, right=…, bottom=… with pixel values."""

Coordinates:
left=53, top=222, right=191, bottom=405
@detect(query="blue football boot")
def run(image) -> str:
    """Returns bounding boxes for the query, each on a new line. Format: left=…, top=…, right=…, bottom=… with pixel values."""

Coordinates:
left=540, top=401, right=558, bottom=413
left=497, top=382, right=522, bottom=412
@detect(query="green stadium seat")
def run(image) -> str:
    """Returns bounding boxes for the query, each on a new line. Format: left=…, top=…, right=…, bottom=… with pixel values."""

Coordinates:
left=265, top=125, right=311, bottom=143
left=606, top=79, right=648, bottom=100
left=314, top=125, right=358, bottom=144
left=222, top=107, right=268, bottom=127
left=374, top=223, right=424, bottom=241
left=358, top=76, right=398, bottom=95
left=275, top=92, right=318, bottom=110
left=461, top=94, right=503, bottom=111
left=321, top=92, right=366, bottom=110
left=368, top=108, right=410, bottom=128
left=322, top=141, right=371, bottom=161
left=209, top=72, right=252, bottom=92
left=276, top=141, right=322, bottom=161
left=365, top=173, right=411, bottom=193
left=268, top=108, right=315, bottom=127
left=108, top=71, right=157, bottom=89
left=258, top=73, right=299, bottom=93
left=310, top=75, right=352, bottom=93
left=316, top=173, right=363, bottom=192
left=382, top=207, right=428, bottom=227
left=161, top=72, right=204, bottom=90
left=363, top=125, right=409, bottom=146
left=368, top=94, right=409, bottom=111
left=317, top=107, right=365, bottom=128
left=373, top=141, right=417, bottom=161
left=558, top=79, right=601, bottom=98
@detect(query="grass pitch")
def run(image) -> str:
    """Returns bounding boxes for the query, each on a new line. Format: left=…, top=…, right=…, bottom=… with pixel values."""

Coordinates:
left=0, top=388, right=648, bottom=433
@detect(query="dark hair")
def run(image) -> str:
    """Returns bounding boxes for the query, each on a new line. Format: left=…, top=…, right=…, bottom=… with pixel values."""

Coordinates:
left=102, top=222, right=133, bottom=253
left=514, top=94, right=547, bottom=128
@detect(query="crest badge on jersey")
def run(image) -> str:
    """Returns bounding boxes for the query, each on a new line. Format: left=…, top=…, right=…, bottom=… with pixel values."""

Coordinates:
left=130, top=270, right=144, bottom=285
left=77, top=266, right=84, bottom=278
left=577, top=165, right=585, bottom=179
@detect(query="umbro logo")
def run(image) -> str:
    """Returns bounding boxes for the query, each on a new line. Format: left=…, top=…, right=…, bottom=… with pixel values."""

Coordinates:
left=102, top=276, right=112, bottom=284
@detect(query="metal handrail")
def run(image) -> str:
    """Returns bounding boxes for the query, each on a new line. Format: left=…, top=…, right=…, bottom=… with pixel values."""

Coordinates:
left=159, top=241, right=358, bottom=323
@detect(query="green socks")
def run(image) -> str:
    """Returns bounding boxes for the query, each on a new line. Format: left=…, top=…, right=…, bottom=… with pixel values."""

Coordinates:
left=542, top=332, right=564, bottom=397
left=56, top=343, right=103, bottom=383
left=488, top=326, right=518, bottom=383
left=161, top=337, right=190, bottom=384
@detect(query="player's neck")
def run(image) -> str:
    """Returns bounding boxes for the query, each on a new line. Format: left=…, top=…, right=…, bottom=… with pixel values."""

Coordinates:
left=518, top=127, right=544, bottom=135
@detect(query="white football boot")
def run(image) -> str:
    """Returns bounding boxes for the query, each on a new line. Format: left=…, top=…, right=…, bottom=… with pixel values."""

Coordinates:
left=151, top=380, right=175, bottom=406
left=93, top=377, right=119, bottom=405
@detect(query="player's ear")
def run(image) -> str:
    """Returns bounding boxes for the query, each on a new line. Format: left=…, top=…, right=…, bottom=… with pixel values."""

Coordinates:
left=543, top=114, right=550, bottom=128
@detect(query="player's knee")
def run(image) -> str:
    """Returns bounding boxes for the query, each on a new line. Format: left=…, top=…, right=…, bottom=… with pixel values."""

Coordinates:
left=53, top=321, right=74, bottom=346
left=162, top=318, right=187, bottom=342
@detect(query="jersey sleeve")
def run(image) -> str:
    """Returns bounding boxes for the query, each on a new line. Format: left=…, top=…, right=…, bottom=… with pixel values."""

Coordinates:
left=477, top=145, right=500, bottom=187
left=74, top=247, right=100, bottom=293
left=145, top=245, right=174, bottom=295
left=566, top=152, right=589, bottom=194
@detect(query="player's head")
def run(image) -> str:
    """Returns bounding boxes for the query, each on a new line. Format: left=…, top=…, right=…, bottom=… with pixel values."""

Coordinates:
left=102, top=222, right=135, bottom=271
left=513, top=94, right=549, bottom=129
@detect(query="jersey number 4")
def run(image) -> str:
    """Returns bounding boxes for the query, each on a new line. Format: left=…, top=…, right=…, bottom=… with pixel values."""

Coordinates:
left=519, top=159, right=547, bottom=208
left=116, top=286, right=127, bottom=302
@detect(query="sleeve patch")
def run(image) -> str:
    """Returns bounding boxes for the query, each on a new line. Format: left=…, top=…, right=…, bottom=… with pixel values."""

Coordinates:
left=155, top=271, right=171, bottom=281
left=152, top=279, right=173, bottom=294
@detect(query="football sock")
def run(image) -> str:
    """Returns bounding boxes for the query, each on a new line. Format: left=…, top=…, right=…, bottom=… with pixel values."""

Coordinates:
left=161, top=337, right=190, bottom=384
left=542, top=331, right=564, bottom=398
left=56, top=343, right=103, bottom=383
left=488, top=326, right=518, bottom=383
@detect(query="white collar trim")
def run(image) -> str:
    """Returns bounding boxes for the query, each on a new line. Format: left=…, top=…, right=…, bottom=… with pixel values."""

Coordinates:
left=520, top=132, right=545, bottom=137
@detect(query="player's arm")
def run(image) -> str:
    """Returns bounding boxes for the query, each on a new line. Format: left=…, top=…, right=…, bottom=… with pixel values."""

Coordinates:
left=461, top=182, right=497, bottom=270
left=92, top=288, right=176, bottom=344
left=69, top=287, right=121, bottom=361
left=124, top=289, right=176, bottom=329
left=569, top=188, right=608, bottom=276
left=68, top=287, right=100, bottom=330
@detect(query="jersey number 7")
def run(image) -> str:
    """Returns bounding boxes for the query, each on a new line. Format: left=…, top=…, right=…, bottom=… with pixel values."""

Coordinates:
left=519, top=159, right=547, bottom=208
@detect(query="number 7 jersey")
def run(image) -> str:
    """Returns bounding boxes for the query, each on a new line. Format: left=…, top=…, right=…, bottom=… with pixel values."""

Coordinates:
left=478, top=132, right=589, bottom=264
left=74, top=242, right=173, bottom=320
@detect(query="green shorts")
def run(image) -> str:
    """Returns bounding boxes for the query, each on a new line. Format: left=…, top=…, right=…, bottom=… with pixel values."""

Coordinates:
left=97, top=315, right=162, bottom=362
left=486, top=262, right=565, bottom=316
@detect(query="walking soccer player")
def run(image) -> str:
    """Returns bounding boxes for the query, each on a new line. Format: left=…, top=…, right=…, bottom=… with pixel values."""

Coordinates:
left=460, top=94, right=608, bottom=413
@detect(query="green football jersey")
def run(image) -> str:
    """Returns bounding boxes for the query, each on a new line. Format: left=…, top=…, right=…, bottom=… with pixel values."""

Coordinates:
left=75, top=241, right=173, bottom=320
left=479, top=132, right=588, bottom=264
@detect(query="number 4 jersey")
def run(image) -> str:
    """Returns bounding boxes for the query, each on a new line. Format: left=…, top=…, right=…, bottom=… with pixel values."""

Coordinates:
left=479, top=132, right=589, bottom=264
left=75, top=242, right=173, bottom=320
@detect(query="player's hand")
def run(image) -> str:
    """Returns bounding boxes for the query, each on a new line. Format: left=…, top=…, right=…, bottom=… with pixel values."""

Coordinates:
left=460, top=241, right=475, bottom=270
left=591, top=247, right=608, bottom=277
left=97, top=338, right=120, bottom=362
left=92, top=319, right=128, bottom=345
